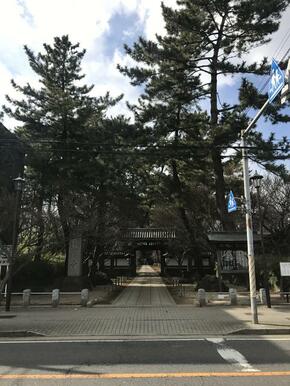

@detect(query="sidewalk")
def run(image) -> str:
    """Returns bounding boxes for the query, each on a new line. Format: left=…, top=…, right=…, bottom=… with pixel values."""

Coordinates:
left=0, top=265, right=289, bottom=338
left=0, top=304, right=289, bottom=338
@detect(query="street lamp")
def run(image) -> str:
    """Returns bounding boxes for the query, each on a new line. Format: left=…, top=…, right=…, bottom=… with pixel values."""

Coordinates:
left=5, top=176, right=25, bottom=312
left=250, top=171, right=271, bottom=308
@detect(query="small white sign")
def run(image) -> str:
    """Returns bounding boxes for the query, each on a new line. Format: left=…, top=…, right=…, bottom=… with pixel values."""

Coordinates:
left=280, top=262, right=290, bottom=277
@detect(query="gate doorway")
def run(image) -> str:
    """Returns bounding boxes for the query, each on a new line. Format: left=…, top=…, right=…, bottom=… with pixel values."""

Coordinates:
left=121, top=228, right=176, bottom=276
left=135, top=248, right=162, bottom=275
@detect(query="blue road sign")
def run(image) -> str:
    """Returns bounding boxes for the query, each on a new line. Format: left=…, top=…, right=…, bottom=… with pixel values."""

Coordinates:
left=268, top=59, right=285, bottom=103
left=227, top=190, right=237, bottom=213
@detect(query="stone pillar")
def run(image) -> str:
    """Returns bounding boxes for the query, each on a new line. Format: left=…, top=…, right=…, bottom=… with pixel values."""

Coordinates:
left=52, top=289, right=60, bottom=307
left=259, top=288, right=267, bottom=305
left=197, top=288, right=206, bottom=306
left=229, top=288, right=238, bottom=305
left=23, top=289, right=31, bottom=307
left=80, top=289, right=89, bottom=307
left=67, top=236, right=83, bottom=277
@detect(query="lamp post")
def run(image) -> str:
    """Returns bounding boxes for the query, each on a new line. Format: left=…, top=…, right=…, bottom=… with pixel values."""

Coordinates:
left=5, top=176, right=25, bottom=312
left=250, top=171, right=271, bottom=308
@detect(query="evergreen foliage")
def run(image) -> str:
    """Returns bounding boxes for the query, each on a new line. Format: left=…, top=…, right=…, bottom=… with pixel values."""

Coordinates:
left=1, top=1, right=289, bottom=279
left=119, top=0, right=289, bottom=233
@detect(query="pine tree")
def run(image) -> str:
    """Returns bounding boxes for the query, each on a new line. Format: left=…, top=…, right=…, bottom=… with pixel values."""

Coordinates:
left=3, top=36, right=108, bottom=269
left=120, top=0, right=289, bottom=231
left=119, top=34, right=211, bottom=251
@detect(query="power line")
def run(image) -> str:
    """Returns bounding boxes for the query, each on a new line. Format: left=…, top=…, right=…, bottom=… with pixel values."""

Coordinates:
left=275, top=28, right=290, bottom=62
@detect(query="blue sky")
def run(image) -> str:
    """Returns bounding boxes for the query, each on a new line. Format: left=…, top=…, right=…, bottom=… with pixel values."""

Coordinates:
left=0, top=0, right=289, bottom=163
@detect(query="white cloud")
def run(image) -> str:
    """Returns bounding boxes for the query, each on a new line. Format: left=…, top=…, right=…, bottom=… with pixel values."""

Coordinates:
left=0, top=0, right=179, bottom=130
left=1, top=0, right=289, bottom=132
left=135, top=0, right=178, bottom=40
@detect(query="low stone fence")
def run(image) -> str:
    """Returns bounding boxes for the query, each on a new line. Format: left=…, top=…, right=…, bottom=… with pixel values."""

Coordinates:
left=195, top=288, right=238, bottom=306
left=169, top=280, right=285, bottom=306
left=280, top=291, right=290, bottom=303
left=1, top=276, right=130, bottom=309
left=7, top=289, right=90, bottom=308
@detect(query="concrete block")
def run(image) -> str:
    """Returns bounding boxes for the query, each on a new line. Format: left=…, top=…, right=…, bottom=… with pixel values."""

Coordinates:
left=52, top=289, right=60, bottom=308
left=259, top=288, right=267, bottom=305
left=229, top=288, right=238, bottom=305
left=87, top=300, right=93, bottom=308
left=80, top=289, right=89, bottom=307
left=87, top=298, right=98, bottom=308
left=197, top=288, right=206, bottom=306
left=23, top=289, right=31, bottom=307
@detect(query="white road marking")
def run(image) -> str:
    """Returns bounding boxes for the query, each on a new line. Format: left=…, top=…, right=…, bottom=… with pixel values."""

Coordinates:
left=207, top=338, right=260, bottom=372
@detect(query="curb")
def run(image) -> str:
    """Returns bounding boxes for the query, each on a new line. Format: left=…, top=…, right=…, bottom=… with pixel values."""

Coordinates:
left=0, top=314, right=17, bottom=319
left=230, top=328, right=290, bottom=335
left=0, top=330, right=44, bottom=337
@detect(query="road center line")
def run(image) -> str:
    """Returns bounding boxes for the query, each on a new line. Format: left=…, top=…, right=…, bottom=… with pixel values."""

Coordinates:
left=206, top=338, right=259, bottom=372
left=1, top=371, right=290, bottom=380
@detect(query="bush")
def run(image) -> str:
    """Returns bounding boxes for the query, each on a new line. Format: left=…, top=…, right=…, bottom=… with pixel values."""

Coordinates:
left=13, top=260, right=58, bottom=291
left=90, top=271, right=111, bottom=286
left=197, top=274, right=228, bottom=291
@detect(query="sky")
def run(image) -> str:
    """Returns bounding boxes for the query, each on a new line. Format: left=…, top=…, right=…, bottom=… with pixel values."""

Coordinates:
left=0, top=0, right=289, bottom=151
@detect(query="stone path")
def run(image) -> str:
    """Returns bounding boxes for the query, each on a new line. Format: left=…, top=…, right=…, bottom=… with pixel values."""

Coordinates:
left=112, top=265, right=175, bottom=306
left=1, top=266, right=289, bottom=337
left=0, top=306, right=247, bottom=337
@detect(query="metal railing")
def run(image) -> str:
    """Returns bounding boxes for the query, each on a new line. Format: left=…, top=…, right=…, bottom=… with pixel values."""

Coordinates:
left=121, top=228, right=176, bottom=240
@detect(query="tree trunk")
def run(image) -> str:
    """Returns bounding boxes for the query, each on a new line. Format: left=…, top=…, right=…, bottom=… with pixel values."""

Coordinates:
left=94, top=184, right=107, bottom=266
left=170, top=159, right=202, bottom=273
left=211, top=148, right=235, bottom=231
left=57, top=193, right=70, bottom=274
left=171, top=159, right=193, bottom=236
left=210, top=23, right=235, bottom=231
left=34, top=188, right=45, bottom=261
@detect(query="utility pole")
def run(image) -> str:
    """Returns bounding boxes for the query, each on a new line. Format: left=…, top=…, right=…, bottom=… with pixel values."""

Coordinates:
left=240, top=58, right=287, bottom=324
left=241, top=131, right=258, bottom=323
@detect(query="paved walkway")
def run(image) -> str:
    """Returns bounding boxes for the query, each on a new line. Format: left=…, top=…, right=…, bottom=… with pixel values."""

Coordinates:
left=113, top=265, right=175, bottom=306
left=0, top=266, right=289, bottom=337
left=1, top=305, right=290, bottom=337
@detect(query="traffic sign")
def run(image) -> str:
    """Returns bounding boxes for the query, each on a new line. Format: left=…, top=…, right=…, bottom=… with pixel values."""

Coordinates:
left=227, top=190, right=237, bottom=213
left=268, top=59, right=285, bottom=103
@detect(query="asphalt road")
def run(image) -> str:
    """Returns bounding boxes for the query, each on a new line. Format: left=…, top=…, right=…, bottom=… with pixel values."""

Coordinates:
left=0, top=337, right=290, bottom=385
